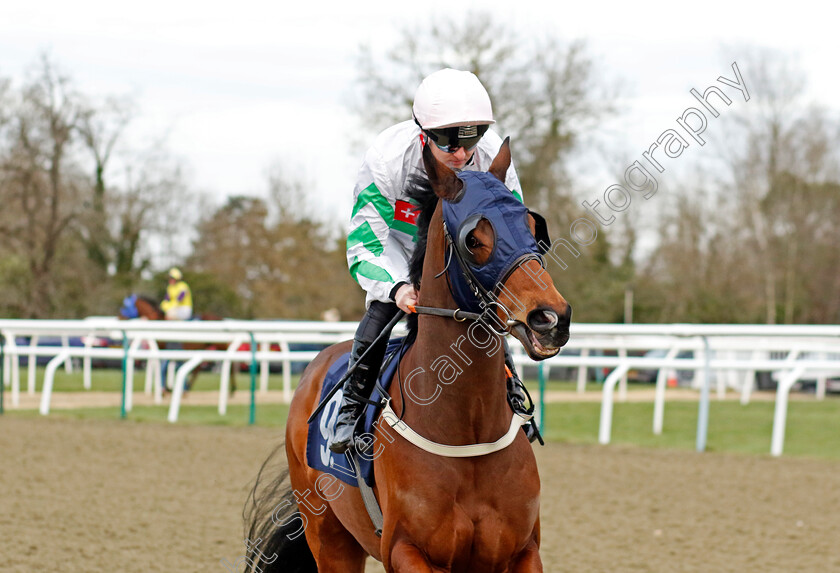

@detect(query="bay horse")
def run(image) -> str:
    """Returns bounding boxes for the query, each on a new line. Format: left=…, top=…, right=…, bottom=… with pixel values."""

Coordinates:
left=119, top=294, right=235, bottom=393
left=120, top=293, right=224, bottom=323
left=245, top=140, right=570, bottom=572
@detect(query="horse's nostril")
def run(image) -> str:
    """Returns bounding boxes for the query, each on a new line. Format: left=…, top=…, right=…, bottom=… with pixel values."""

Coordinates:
left=528, top=309, right=559, bottom=333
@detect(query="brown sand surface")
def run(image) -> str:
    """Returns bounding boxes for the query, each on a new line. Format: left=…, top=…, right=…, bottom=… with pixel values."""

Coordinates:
left=1, top=416, right=838, bottom=572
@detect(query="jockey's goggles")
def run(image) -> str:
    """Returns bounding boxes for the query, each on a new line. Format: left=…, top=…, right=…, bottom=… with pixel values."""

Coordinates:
left=424, top=124, right=489, bottom=153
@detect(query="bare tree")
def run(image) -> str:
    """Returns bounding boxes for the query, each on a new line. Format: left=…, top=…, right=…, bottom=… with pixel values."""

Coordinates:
left=0, top=56, right=86, bottom=317
left=75, top=90, right=194, bottom=301
left=75, top=94, right=136, bottom=272
left=0, top=54, right=195, bottom=318
left=722, top=49, right=840, bottom=324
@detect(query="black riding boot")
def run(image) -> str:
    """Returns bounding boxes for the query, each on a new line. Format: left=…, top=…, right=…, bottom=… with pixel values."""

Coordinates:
left=504, top=340, right=543, bottom=445
left=328, top=301, right=400, bottom=455
left=328, top=339, right=376, bottom=454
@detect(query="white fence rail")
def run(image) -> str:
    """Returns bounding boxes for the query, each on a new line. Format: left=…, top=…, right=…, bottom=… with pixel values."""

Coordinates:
left=1, top=319, right=838, bottom=456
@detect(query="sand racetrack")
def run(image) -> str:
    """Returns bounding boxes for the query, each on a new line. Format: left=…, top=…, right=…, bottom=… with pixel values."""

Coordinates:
left=1, top=416, right=838, bottom=572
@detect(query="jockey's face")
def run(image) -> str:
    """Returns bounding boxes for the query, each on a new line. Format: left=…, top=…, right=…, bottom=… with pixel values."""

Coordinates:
left=429, top=141, right=475, bottom=171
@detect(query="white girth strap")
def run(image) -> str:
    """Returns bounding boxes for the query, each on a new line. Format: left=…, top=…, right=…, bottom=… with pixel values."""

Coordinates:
left=379, top=401, right=531, bottom=458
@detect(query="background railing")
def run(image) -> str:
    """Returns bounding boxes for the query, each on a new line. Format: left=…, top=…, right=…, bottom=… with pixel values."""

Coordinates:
left=2, top=319, right=838, bottom=456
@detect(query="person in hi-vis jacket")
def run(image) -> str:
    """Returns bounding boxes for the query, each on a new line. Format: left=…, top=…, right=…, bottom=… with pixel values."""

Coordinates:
left=160, top=267, right=193, bottom=321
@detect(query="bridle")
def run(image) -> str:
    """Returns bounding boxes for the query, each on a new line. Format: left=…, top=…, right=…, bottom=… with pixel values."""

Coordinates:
left=408, top=209, right=547, bottom=337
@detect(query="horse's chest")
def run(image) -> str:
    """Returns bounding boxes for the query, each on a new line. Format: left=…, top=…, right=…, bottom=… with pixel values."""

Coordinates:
left=381, top=437, right=540, bottom=569
left=390, top=487, right=538, bottom=571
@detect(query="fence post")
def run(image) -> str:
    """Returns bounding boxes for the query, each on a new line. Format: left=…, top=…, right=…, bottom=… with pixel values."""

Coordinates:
left=598, top=364, right=631, bottom=445
left=0, top=332, right=5, bottom=415
left=249, top=332, right=257, bottom=426
left=771, top=365, right=807, bottom=457
left=120, top=330, right=128, bottom=419
left=696, top=336, right=711, bottom=452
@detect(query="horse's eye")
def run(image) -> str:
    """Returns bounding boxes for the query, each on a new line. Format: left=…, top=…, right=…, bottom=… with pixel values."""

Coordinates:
left=466, top=234, right=481, bottom=251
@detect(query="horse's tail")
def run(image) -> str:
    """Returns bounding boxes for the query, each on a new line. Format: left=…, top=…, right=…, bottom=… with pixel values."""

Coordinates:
left=243, top=443, right=317, bottom=572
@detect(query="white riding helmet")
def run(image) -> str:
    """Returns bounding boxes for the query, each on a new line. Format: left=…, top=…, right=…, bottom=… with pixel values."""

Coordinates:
left=412, top=68, right=495, bottom=129
left=168, top=267, right=183, bottom=281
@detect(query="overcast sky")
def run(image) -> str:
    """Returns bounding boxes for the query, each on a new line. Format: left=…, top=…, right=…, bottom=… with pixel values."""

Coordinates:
left=1, top=0, right=834, bottom=228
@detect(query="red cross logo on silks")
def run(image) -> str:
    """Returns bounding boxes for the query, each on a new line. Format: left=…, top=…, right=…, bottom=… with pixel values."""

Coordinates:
left=394, top=200, right=418, bottom=226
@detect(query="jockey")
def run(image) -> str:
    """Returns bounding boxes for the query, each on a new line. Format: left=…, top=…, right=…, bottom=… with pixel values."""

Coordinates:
left=160, top=267, right=193, bottom=320
left=331, top=68, right=538, bottom=454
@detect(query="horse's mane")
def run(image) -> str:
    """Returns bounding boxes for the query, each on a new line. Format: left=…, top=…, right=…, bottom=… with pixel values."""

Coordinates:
left=405, top=173, right=440, bottom=335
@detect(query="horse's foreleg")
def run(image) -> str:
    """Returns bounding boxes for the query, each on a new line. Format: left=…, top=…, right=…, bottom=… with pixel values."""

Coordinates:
left=510, top=540, right=542, bottom=572
left=387, top=541, right=445, bottom=573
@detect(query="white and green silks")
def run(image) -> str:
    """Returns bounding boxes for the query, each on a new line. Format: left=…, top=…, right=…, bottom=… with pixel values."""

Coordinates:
left=347, top=120, right=522, bottom=308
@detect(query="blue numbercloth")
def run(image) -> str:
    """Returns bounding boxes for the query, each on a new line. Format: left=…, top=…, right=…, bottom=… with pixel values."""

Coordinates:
left=305, top=337, right=410, bottom=487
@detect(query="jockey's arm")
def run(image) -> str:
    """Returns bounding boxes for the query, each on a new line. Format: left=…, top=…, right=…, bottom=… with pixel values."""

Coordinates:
left=346, top=145, right=412, bottom=307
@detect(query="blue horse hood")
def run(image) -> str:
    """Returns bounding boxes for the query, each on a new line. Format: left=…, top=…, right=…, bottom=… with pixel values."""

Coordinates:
left=441, top=171, right=539, bottom=313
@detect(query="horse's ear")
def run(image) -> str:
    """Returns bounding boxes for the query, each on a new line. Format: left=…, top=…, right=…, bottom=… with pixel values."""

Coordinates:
left=422, top=141, right=463, bottom=200
left=488, top=137, right=511, bottom=183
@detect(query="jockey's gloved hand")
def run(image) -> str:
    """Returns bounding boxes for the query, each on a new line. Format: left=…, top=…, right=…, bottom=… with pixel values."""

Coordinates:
left=393, top=283, right=418, bottom=313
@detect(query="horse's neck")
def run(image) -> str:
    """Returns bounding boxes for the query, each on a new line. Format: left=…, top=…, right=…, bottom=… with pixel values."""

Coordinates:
left=139, top=300, right=163, bottom=320
left=403, top=205, right=509, bottom=442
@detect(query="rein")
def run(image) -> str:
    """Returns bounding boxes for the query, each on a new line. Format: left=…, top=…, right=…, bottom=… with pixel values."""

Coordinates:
left=409, top=304, right=482, bottom=322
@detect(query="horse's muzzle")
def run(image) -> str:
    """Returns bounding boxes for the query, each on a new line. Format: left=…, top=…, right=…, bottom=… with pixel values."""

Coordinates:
left=530, top=304, right=571, bottom=353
